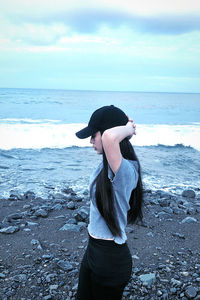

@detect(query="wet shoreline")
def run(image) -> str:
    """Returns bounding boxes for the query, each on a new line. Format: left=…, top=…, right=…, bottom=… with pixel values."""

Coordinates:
left=1, top=145, right=200, bottom=199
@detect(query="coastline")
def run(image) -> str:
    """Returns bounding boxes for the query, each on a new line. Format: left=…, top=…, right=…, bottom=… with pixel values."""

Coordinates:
left=0, top=184, right=200, bottom=299
left=1, top=145, right=200, bottom=200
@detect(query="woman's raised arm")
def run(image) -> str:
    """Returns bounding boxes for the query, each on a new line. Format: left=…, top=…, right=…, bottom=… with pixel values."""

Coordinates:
left=102, top=120, right=136, bottom=174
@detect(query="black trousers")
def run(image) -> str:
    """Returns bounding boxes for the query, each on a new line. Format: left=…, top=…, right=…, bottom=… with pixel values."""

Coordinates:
left=76, top=236, right=132, bottom=300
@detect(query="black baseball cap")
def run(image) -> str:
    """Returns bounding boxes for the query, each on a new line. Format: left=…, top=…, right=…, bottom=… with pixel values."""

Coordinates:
left=76, top=105, right=128, bottom=139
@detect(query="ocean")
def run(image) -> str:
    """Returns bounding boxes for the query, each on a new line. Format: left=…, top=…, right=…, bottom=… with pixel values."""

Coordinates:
left=0, top=88, right=200, bottom=198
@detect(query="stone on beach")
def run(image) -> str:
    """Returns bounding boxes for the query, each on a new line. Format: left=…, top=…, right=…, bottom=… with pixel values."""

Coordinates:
left=6, top=213, right=23, bottom=222
left=31, top=239, right=43, bottom=250
left=59, top=223, right=82, bottom=232
left=139, top=273, right=156, bottom=286
left=182, top=189, right=196, bottom=198
left=57, top=260, right=73, bottom=271
left=185, top=285, right=197, bottom=298
left=66, top=201, right=76, bottom=210
left=73, top=207, right=89, bottom=222
left=181, top=217, right=197, bottom=224
left=23, top=191, right=36, bottom=200
left=13, top=274, right=27, bottom=283
left=0, top=225, right=19, bottom=234
left=34, top=208, right=48, bottom=218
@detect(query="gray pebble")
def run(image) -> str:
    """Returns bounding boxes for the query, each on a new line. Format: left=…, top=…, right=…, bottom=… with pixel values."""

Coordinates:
left=67, top=201, right=76, bottom=210
left=185, top=285, right=197, bottom=298
left=59, top=223, right=82, bottom=232
left=0, top=226, right=19, bottom=234
left=181, top=217, right=197, bottom=224
left=182, top=190, right=196, bottom=198
left=57, top=260, right=73, bottom=271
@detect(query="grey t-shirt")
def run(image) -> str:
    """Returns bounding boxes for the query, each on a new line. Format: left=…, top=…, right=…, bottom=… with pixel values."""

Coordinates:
left=88, top=157, right=139, bottom=244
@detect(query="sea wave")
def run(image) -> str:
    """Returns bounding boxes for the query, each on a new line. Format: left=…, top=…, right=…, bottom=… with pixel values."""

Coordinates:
left=0, top=118, right=60, bottom=124
left=0, top=120, right=200, bottom=151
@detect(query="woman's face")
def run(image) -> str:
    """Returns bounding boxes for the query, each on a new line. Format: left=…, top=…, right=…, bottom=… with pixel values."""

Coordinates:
left=90, top=131, right=103, bottom=154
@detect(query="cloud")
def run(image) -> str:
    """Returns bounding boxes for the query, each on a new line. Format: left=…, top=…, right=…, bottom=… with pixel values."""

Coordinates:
left=1, top=0, right=200, bottom=48
left=71, top=10, right=200, bottom=35
left=2, top=23, right=68, bottom=46
left=3, top=6, right=200, bottom=36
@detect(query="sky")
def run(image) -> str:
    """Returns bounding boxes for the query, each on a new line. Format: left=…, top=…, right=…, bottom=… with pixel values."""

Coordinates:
left=0, top=0, right=200, bottom=93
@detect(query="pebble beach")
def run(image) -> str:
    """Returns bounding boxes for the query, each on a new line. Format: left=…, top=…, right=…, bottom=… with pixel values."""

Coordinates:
left=0, top=183, right=200, bottom=300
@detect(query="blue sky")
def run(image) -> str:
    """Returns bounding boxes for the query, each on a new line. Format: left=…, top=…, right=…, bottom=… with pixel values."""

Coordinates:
left=0, top=0, right=200, bottom=93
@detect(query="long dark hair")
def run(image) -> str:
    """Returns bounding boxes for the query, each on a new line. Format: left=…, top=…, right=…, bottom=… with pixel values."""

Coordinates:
left=95, top=138, right=143, bottom=237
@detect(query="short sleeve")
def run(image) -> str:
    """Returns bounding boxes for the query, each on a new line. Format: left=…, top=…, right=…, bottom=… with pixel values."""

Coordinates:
left=108, top=158, right=139, bottom=195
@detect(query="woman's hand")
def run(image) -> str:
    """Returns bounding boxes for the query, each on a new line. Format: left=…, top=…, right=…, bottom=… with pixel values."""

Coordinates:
left=126, top=116, right=136, bottom=139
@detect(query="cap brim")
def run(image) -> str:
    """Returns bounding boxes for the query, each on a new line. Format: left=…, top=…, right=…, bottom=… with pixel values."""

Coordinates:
left=75, top=126, right=96, bottom=139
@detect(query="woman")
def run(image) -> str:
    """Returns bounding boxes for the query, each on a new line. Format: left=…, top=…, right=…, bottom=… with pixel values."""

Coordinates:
left=75, top=105, right=143, bottom=300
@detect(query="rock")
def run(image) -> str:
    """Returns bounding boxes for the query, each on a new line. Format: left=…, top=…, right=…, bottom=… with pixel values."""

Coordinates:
left=172, top=232, right=185, bottom=239
left=147, top=232, right=154, bottom=237
left=49, top=284, right=58, bottom=290
left=52, top=204, right=63, bottom=210
left=185, top=285, right=197, bottom=298
left=13, top=274, right=27, bottom=283
left=6, top=213, right=23, bottom=222
left=23, top=191, right=36, bottom=200
left=31, top=239, right=43, bottom=250
left=0, top=226, right=19, bottom=234
left=42, top=254, right=53, bottom=260
left=139, top=273, right=156, bottom=286
left=66, top=218, right=77, bottom=224
left=59, top=224, right=82, bottom=232
left=73, top=208, right=89, bottom=222
left=62, top=188, right=74, bottom=194
left=172, top=207, right=183, bottom=215
left=149, top=199, right=159, bottom=205
left=182, top=190, right=196, bottom=198
left=34, top=209, right=48, bottom=218
left=26, top=221, right=39, bottom=227
left=43, top=295, right=52, bottom=300
left=23, top=228, right=31, bottom=232
left=132, top=255, right=139, bottom=260
left=8, top=192, right=22, bottom=201
left=0, top=273, right=6, bottom=279
left=186, top=207, right=196, bottom=215
left=157, top=212, right=171, bottom=218
left=163, top=207, right=173, bottom=214
left=67, top=201, right=76, bottom=210
left=181, top=217, right=197, bottom=224
left=169, top=287, right=177, bottom=294
left=126, top=226, right=133, bottom=233
left=52, top=193, right=68, bottom=201
left=156, top=190, right=171, bottom=199
left=158, top=199, right=170, bottom=207
left=83, top=189, right=89, bottom=195
left=171, top=278, right=182, bottom=287
left=69, top=195, right=83, bottom=202
left=45, top=273, right=56, bottom=283
left=78, top=222, right=87, bottom=228
left=57, top=260, right=73, bottom=271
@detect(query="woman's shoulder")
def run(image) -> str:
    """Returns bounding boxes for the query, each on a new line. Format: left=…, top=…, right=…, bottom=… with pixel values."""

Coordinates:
left=125, top=158, right=139, bottom=172
left=108, top=158, right=138, bottom=183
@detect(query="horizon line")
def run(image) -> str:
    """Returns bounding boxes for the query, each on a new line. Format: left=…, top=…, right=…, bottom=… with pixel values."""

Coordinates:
left=0, top=86, right=200, bottom=95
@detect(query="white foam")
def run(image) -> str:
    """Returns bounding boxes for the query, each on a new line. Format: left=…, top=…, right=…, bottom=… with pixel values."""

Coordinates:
left=133, top=124, right=200, bottom=150
left=0, top=120, right=200, bottom=150
left=0, top=118, right=60, bottom=124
